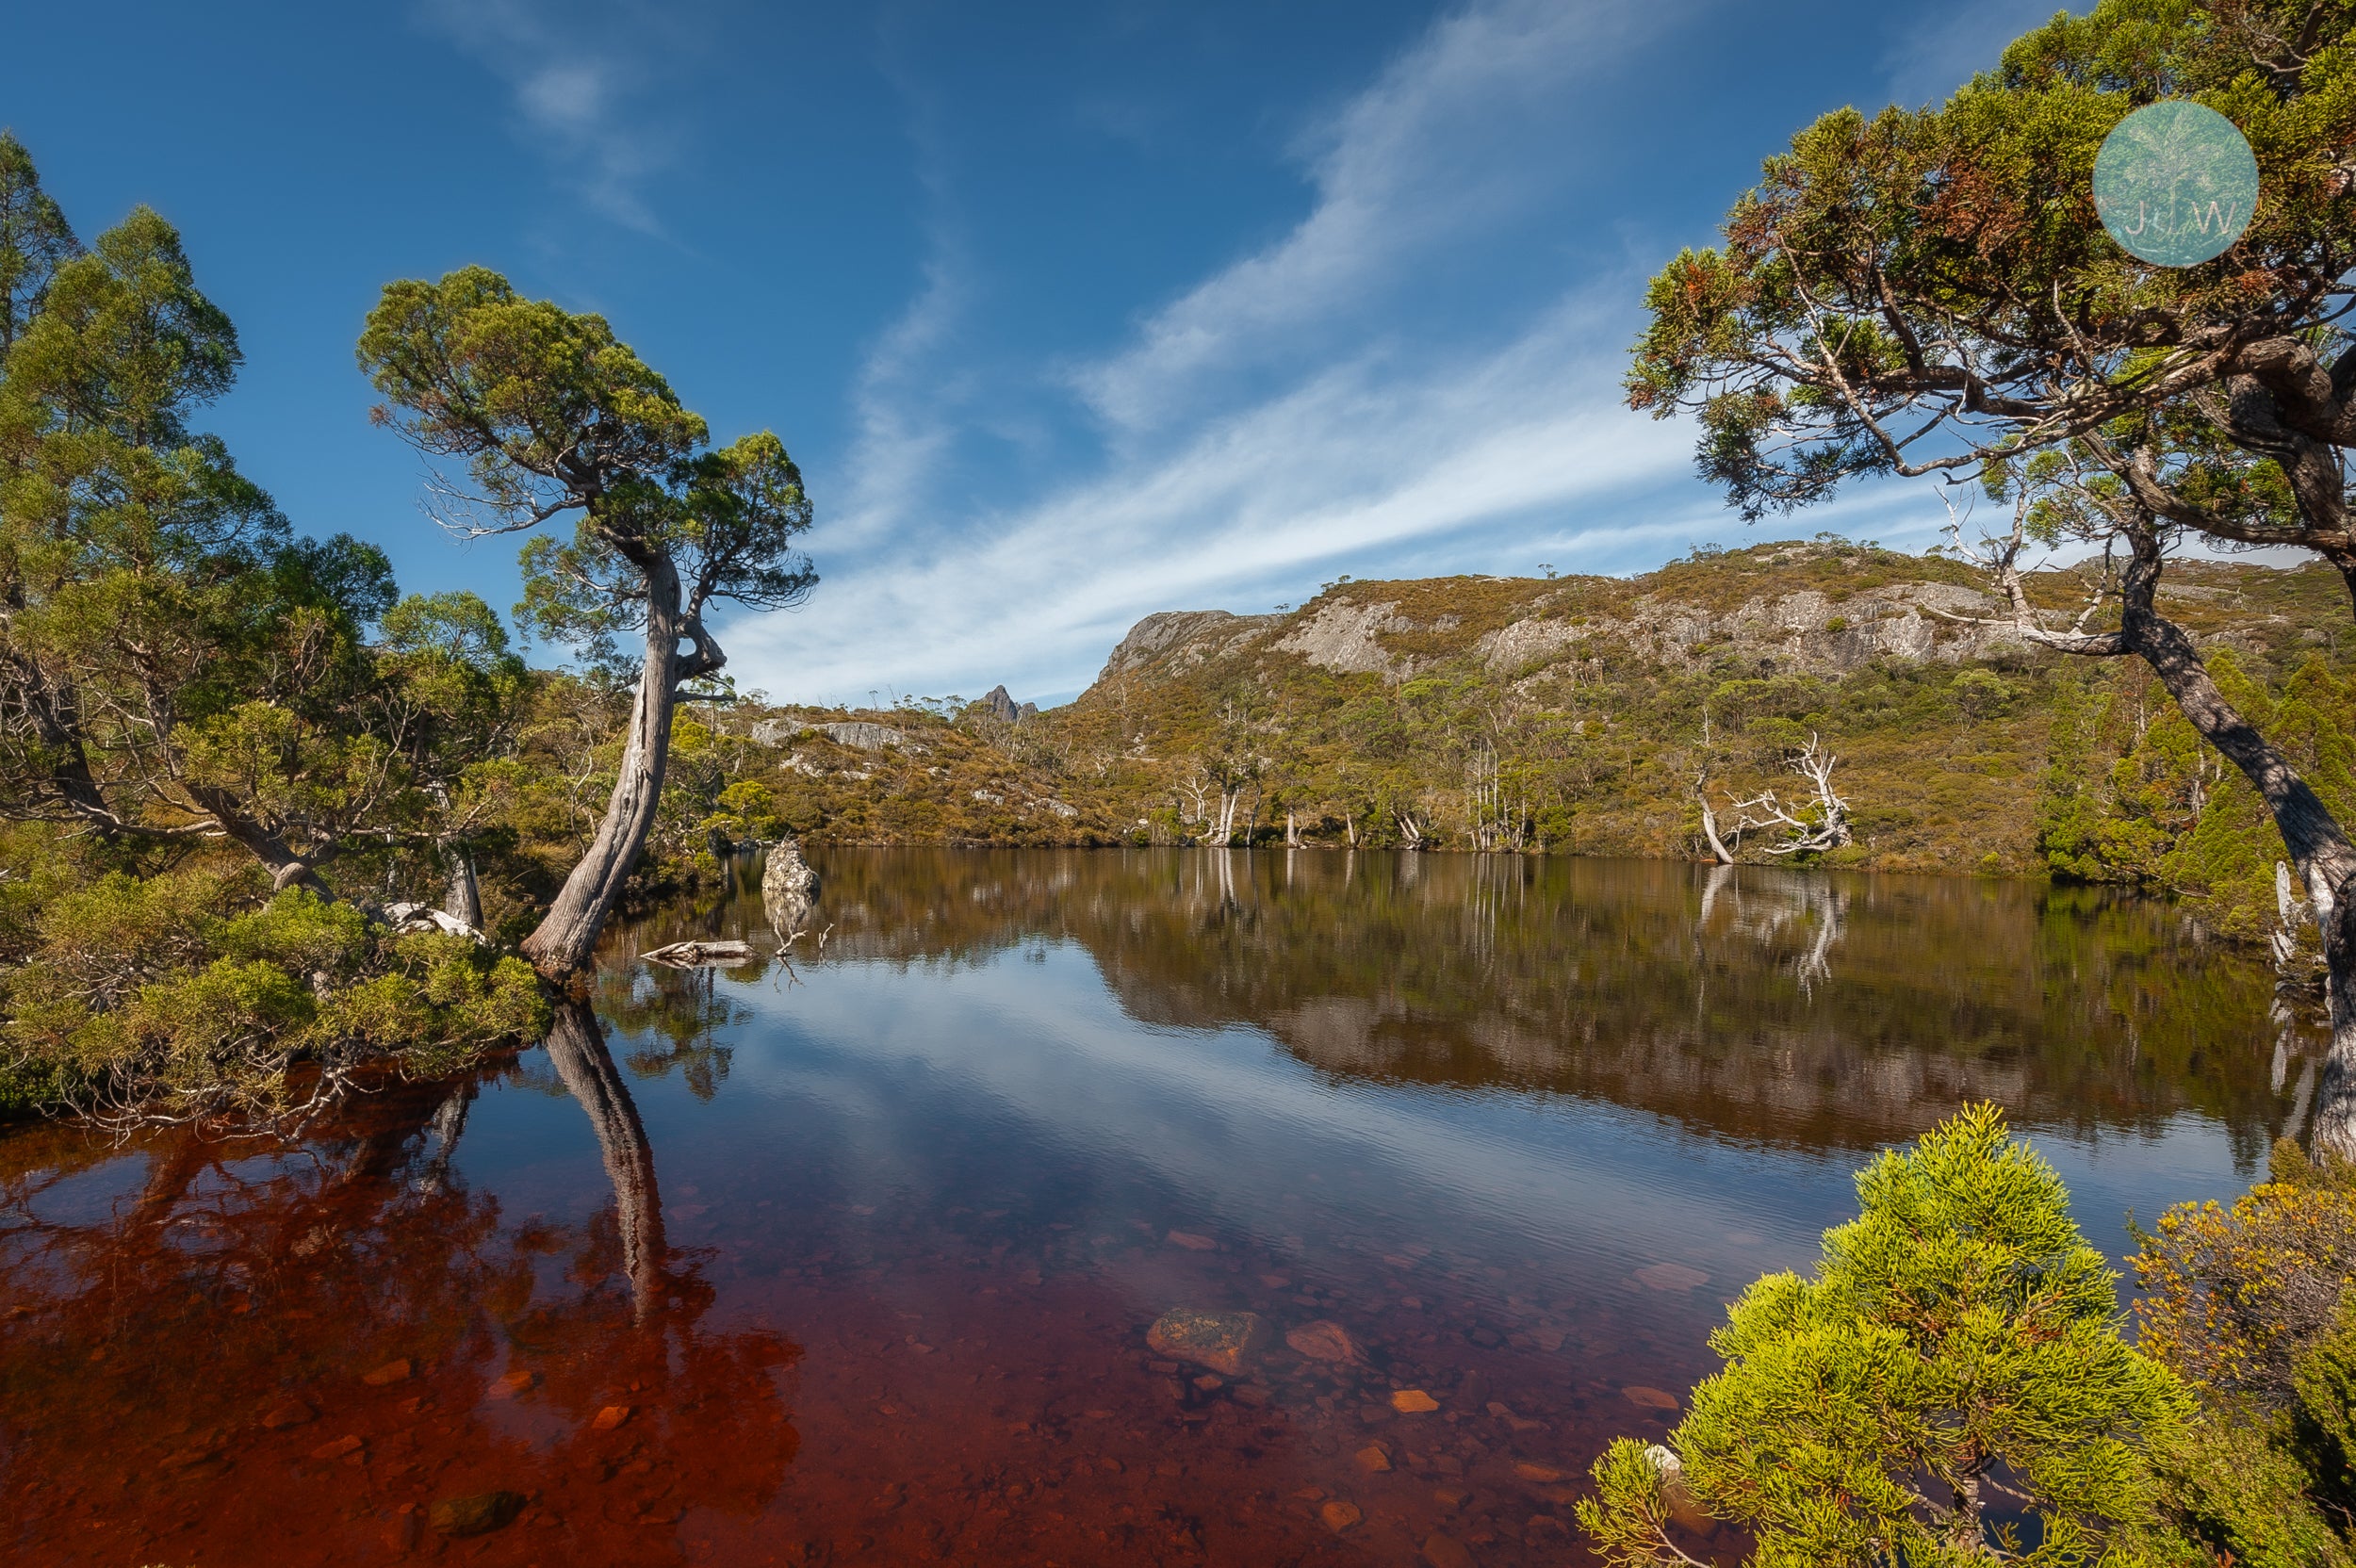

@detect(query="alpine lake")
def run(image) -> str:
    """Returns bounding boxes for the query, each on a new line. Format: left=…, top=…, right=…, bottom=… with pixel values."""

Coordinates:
left=0, top=848, right=2324, bottom=1565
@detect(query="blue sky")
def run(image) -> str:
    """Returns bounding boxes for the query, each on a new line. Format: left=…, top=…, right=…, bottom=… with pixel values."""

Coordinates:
left=0, top=0, right=2067, bottom=705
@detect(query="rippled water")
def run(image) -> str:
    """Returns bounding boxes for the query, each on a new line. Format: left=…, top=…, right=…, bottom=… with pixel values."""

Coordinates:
left=0, top=849, right=2321, bottom=1565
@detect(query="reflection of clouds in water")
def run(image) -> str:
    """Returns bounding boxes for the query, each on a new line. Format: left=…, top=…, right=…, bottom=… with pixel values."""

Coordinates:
left=720, top=946, right=1798, bottom=1304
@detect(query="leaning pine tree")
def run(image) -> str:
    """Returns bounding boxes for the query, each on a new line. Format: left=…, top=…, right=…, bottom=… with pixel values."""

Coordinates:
left=1625, top=0, right=2356, bottom=1154
left=357, top=270, right=816, bottom=977
left=1578, top=1104, right=2189, bottom=1567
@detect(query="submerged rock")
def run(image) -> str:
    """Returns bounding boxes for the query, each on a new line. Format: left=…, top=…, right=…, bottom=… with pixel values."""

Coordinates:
left=1284, top=1319, right=1364, bottom=1364
left=1320, top=1499, right=1363, bottom=1533
left=429, top=1490, right=522, bottom=1537
left=1145, top=1309, right=1268, bottom=1376
left=1633, top=1262, right=1710, bottom=1292
left=1421, top=1532, right=1477, bottom=1568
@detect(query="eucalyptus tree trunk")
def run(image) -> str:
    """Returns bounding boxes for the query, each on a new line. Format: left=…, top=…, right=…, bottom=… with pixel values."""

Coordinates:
left=2090, top=534, right=2356, bottom=1158
left=1698, top=795, right=1737, bottom=866
left=521, top=555, right=700, bottom=979
left=543, top=1001, right=668, bottom=1320
left=441, top=844, right=483, bottom=929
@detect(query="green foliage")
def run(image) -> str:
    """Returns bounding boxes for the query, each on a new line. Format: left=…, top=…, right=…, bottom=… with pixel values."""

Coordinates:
left=2039, top=655, right=2356, bottom=943
left=2135, top=1142, right=2356, bottom=1564
left=2136, top=1138, right=2356, bottom=1413
left=0, top=136, right=518, bottom=905
left=1578, top=1104, right=2188, bottom=1567
left=1627, top=0, right=2356, bottom=517
left=356, top=269, right=815, bottom=677
left=0, top=862, right=547, bottom=1120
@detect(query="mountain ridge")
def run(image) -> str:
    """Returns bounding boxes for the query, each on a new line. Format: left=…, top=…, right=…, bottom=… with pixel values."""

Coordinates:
left=693, top=539, right=2355, bottom=945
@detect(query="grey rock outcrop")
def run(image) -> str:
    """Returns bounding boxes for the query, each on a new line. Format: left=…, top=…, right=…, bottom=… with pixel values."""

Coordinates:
left=750, top=718, right=919, bottom=752
left=1473, top=579, right=2022, bottom=685
left=1097, top=610, right=1278, bottom=681
left=1274, top=600, right=1412, bottom=679
left=816, top=721, right=912, bottom=751
left=762, top=838, right=820, bottom=937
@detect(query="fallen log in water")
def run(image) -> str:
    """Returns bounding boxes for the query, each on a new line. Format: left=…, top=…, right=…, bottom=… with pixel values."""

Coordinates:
left=639, top=939, right=757, bottom=968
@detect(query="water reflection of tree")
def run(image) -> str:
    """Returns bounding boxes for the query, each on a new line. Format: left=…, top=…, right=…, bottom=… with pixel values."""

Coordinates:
left=594, top=961, right=746, bottom=1100
left=1697, top=863, right=1848, bottom=996
left=738, top=847, right=2315, bottom=1161
left=0, top=1006, right=798, bottom=1560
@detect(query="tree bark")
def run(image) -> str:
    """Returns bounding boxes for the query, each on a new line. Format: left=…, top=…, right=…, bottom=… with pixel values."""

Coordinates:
left=1698, top=795, right=1737, bottom=866
left=180, top=780, right=338, bottom=902
left=2102, top=531, right=2356, bottom=1157
left=543, top=1001, right=668, bottom=1321
left=521, top=553, right=704, bottom=978
left=441, top=843, right=483, bottom=929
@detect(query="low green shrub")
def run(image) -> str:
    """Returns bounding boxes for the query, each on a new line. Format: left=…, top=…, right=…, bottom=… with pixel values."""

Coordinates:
left=2134, top=1142, right=2356, bottom=1565
left=1, top=861, right=548, bottom=1121
left=1578, top=1104, right=2188, bottom=1566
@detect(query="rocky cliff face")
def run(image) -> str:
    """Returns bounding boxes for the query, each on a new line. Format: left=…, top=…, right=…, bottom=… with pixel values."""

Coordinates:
left=1101, top=563, right=2039, bottom=694
left=720, top=540, right=2351, bottom=885
left=1086, top=541, right=2331, bottom=702
left=1097, top=610, right=1280, bottom=682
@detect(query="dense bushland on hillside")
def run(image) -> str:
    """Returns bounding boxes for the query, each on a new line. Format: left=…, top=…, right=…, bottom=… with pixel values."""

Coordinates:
left=723, top=540, right=2356, bottom=954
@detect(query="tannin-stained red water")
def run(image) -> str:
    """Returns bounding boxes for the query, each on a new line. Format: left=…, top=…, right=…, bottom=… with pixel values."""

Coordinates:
left=0, top=850, right=2315, bottom=1564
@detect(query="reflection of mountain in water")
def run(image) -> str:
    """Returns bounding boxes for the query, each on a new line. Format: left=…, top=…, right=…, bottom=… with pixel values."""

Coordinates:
left=642, top=847, right=2312, bottom=1163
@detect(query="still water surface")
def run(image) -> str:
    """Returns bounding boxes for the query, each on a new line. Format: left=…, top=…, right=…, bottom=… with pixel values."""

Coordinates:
left=0, top=850, right=2323, bottom=1565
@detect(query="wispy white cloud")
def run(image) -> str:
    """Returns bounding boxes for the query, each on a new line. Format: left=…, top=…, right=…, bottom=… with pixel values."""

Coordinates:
left=829, top=41, right=974, bottom=552
left=1072, top=0, right=1669, bottom=434
left=834, top=249, right=967, bottom=547
left=417, top=0, right=698, bottom=232
left=721, top=0, right=1725, bottom=704
left=729, top=286, right=1693, bottom=703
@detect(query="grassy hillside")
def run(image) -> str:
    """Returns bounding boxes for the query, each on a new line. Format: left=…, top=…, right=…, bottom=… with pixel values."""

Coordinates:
left=701, top=539, right=2356, bottom=944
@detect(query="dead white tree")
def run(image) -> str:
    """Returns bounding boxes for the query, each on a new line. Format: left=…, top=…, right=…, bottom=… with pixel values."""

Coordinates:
left=1718, top=735, right=1852, bottom=858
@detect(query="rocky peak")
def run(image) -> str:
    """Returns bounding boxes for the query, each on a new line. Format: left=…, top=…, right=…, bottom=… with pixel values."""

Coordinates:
left=982, top=684, right=1041, bottom=724
left=1097, top=610, right=1279, bottom=683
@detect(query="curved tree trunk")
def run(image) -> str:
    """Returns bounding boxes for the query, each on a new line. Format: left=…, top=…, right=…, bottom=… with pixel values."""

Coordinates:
left=1698, top=794, right=1737, bottom=866
left=521, top=556, right=696, bottom=978
left=2102, top=533, right=2356, bottom=1158
left=181, top=779, right=338, bottom=901
left=543, top=1001, right=668, bottom=1320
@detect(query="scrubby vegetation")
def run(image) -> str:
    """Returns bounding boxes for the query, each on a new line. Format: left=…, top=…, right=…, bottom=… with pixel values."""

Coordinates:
left=2135, top=1139, right=2356, bottom=1565
left=0, top=135, right=792, bottom=1119
left=1579, top=1109, right=2356, bottom=1567
left=713, top=541, right=2356, bottom=954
